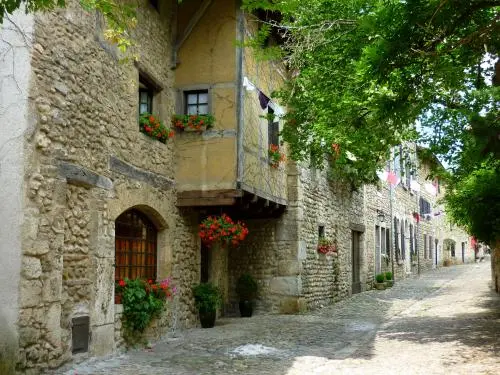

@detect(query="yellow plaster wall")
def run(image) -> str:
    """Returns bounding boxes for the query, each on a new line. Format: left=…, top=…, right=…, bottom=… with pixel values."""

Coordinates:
left=240, top=15, right=288, bottom=201
left=175, top=0, right=237, bottom=191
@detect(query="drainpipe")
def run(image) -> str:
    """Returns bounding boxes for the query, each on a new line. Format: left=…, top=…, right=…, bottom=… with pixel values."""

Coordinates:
left=235, top=0, right=245, bottom=186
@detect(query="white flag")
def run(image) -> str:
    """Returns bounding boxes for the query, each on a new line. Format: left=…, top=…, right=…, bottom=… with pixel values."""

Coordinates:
left=425, top=183, right=437, bottom=196
left=410, top=180, right=421, bottom=192
left=376, top=170, right=389, bottom=182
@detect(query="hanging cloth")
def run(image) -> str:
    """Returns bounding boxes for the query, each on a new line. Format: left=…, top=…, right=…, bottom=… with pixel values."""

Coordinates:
left=258, top=90, right=270, bottom=110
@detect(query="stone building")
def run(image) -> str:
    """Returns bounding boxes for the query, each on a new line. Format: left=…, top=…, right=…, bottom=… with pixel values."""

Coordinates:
left=1, top=1, right=201, bottom=373
left=0, top=0, right=471, bottom=373
left=364, top=145, right=472, bottom=283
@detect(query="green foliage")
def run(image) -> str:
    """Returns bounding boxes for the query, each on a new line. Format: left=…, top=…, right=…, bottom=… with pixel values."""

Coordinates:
left=385, top=272, right=393, bottom=281
left=236, top=274, right=258, bottom=301
left=0, top=1, right=137, bottom=53
left=445, top=160, right=500, bottom=245
left=118, top=278, right=172, bottom=334
left=192, top=283, right=222, bottom=313
left=242, top=0, right=500, bottom=242
left=375, top=273, right=385, bottom=283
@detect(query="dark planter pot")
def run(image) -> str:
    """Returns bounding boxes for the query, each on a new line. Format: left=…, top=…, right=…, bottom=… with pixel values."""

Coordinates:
left=199, top=310, right=216, bottom=328
left=239, top=300, right=253, bottom=317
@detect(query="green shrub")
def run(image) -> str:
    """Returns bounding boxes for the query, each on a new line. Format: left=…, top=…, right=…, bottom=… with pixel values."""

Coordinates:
left=118, top=278, right=174, bottom=334
left=385, top=272, right=393, bottom=281
left=192, top=283, right=223, bottom=313
left=375, top=273, right=385, bottom=283
left=236, top=274, right=258, bottom=301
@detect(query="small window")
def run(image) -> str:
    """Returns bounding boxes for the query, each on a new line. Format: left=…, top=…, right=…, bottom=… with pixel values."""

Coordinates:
left=380, top=227, right=386, bottom=255
left=318, top=225, right=325, bottom=240
left=139, top=76, right=154, bottom=115
left=150, top=0, right=159, bottom=11
left=185, top=90, right=209, bottom=115
left=268, top=107, right=279, bottom=147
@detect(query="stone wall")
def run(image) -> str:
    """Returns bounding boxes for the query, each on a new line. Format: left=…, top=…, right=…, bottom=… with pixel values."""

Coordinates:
left=298, top=166, right=366, bottom=309
left=12, top=1, right=200, bottom=373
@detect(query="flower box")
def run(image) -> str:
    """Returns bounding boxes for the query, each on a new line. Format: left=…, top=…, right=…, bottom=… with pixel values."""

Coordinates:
left=172, top=114, right=215, bottom=132
left=317, top=238, right=337, bottom=255
left=268, top=144, right=285, bottom=168
left=140, top=113, right=174, bottom=143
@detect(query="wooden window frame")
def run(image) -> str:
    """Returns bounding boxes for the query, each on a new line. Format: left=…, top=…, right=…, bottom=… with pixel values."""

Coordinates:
left=115, top=210, right=158, bottom=287
left=184, top=89, right=209, bottom=115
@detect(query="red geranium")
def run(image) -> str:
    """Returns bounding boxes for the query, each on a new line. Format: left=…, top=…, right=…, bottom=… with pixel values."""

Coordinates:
left=199, top=214, right=249, bottom=247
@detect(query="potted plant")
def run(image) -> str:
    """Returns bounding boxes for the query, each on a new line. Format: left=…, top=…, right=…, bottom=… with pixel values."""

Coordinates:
left=235, top=274, right=258, bottom=317
left=374, top=273, right=386, bottom=290
left=172, top=114, right=215, bottom=132
left=198, top=214, right=249, bottom=248
left=385, top=272, right=393, bottom=287
left=139, top=113, right=174, bottom=143
left=115, top=278, right=175, bottom=335
left=268, top=144, right=286, bottom=168
left=192, top=282, right=222, bottom=328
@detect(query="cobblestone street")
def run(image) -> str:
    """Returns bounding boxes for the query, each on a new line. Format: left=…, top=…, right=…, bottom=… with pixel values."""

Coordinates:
left=61, top=262, right=499, bottom=375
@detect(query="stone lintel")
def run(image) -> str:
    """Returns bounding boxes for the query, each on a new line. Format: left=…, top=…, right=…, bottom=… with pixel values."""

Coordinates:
left=59, top=162, right=113, bottom=190
left=349, top=222, right=366, bottom=233
left=109, top=156, right=174, bottom=190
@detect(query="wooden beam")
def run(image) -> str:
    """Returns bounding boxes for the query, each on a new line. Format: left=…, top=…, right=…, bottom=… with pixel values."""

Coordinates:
left=175, top=0, right=213, bottom=52
left=178, top=189, right=243, bottom=199
left=177, top=197, right=236, bottom=207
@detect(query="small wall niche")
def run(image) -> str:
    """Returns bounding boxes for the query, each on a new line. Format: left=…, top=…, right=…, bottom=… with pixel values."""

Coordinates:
left=72, top=316, right=90, bottom=354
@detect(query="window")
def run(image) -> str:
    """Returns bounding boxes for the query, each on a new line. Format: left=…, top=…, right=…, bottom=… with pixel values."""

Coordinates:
left=139, top=76, right=154, bottom=115
left=318, top=225, right=325, bottom=239
left=268, top=107, right=279, bottom=147
left=185, top=90, right=209, bottom=115
left=401, top=221, right=406, bottom=260
left=394, top=147, right=402, bottom=179
left=409, top=224, right=414, bottom=256
left=150, top=0, right=159, bottom=11
left=405, top=152, right=411, bottom=187
left=424, top=234, right=428, bottom=259
left=385, top=228, right=390, bottom=256
left=429, top=235, right=433, bottom=260
left=375, top=225, right=380, bottom=255
left=115, top=210, right=157, bottom=284
left=419, top=197, right=431, bottom=215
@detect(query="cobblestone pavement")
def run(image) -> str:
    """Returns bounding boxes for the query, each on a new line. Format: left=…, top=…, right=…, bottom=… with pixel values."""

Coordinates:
left=61, top=261, right=499, bottom=375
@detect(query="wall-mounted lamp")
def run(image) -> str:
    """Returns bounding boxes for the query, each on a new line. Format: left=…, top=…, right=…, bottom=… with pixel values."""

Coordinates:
left=377, top=210, right=386, bottom=222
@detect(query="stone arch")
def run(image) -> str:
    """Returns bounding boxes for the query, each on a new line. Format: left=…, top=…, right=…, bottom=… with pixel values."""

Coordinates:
left=108, top=184, right=175, bottom=281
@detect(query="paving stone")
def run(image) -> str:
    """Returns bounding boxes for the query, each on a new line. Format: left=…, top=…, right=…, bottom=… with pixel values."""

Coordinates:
left=56, top=262, right=499, bottom=375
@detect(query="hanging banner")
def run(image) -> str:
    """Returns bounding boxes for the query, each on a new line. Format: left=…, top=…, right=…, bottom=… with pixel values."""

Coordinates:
left=424, top=182, right=437, bottom=196
left=387, top=171, right=400, bottom=187
left=243, top=76, right=256, bottom=91
left=376, top=170, right=388, bottom=182
left=410, top=180, right=421, bottom=192
left=258, top=91, right=270, bottom=109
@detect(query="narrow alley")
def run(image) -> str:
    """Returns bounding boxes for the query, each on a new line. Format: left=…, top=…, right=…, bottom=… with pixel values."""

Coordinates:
left=61, top=261, right=499, bottom=375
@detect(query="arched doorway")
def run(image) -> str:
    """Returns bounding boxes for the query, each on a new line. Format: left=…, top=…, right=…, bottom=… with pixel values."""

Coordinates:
left=115, top=209, right=158, bottom=283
